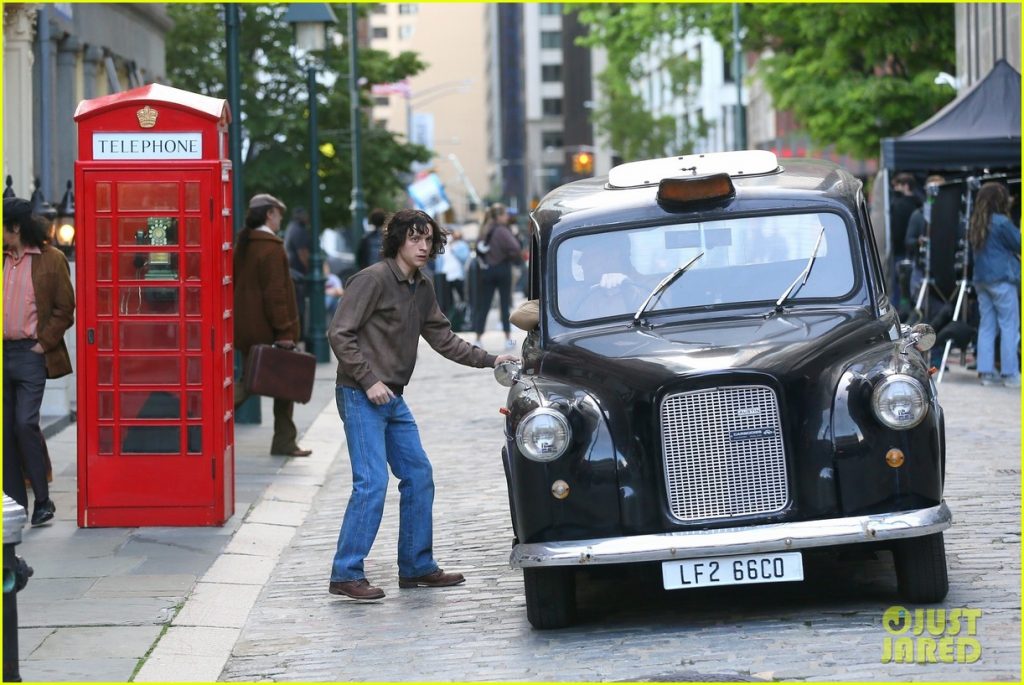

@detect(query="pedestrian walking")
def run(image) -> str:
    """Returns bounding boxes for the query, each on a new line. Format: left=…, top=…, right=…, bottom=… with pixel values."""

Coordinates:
left=968, top=182, right=1021, bottom=387
left=283, top=206, right=311, bottom=339
left=233, top=193, right=312, bottom=456
left=2, top=197, right=75, bottom=524
left=472, top=203, right=522, bottom=349
left=356, top=208, right=387, bottom=271
left=326, top=209, right=517, bottom=600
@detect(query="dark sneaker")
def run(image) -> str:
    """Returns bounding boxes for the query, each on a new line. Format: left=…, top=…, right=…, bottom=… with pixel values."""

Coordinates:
left=398, top=568, right=465, bottom=588
left=328, top=579, right=385, bottom=600
left=31, top=499, right=56, bottom=527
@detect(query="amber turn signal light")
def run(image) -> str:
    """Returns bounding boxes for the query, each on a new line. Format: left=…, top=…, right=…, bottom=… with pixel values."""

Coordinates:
left=657, top=173, right=735, bottom=206
left=885, top=448, right=905, bottom=468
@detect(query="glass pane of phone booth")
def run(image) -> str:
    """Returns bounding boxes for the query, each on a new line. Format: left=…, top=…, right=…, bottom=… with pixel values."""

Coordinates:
left=82, top=172, right=213, bottom=508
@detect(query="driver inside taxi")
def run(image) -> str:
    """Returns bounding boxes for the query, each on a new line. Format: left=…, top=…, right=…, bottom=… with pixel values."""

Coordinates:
left=559, top=234, right=646, bottom=320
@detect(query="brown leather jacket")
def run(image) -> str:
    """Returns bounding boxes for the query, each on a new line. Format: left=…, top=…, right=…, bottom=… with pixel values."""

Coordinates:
left=233, top=230, right=300, bottom=354
left=5, top=245, right=76, bottom=378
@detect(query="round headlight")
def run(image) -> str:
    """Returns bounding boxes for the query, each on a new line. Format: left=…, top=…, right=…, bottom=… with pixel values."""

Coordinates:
left=515, top=408, right=571, bottom=462
left=871, top=374, right=928, bottom=430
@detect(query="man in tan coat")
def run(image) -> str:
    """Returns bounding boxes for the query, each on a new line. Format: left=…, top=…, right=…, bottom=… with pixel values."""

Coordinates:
left=3, top=197, right=75, bottom=525
left=233, top=193, right=310, bottom=456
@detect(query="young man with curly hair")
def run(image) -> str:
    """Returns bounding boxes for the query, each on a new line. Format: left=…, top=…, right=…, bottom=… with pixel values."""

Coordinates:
left=327, top=209, right=517, bottom=600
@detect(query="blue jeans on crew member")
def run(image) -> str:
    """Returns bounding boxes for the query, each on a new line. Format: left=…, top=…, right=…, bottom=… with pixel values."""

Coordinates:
left=331, top=386, right=440, bottom=582
left=975, top=280, right=1020, bottom=381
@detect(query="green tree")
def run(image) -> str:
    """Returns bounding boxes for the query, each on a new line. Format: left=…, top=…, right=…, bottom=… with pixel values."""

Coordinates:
left=574, top=4, right=711, bottom=161
left=165, top=4, right=430, bottom=230
left=573, top=3, right=956, bottom=161
left=704, top=3, right=956, bottom=158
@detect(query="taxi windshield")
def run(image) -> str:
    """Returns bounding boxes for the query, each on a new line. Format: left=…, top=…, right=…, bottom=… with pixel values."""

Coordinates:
left=555, top=212, right=856, bottom=323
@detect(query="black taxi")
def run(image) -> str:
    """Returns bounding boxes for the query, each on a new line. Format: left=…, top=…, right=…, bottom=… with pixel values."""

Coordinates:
left=494, top=151, right=950, bottom=629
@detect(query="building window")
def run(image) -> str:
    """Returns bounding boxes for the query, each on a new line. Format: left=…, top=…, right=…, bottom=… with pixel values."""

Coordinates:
left=373, top=96, right=390, bottom=107
left=542, top=98, right=563, bottom=116
left=399, top=25, right=415, bottom=40
left=372, top=26, right=388, bottom=39
left=541, top=64, right=562, bottom=82
left=374, top=119, right=388, bottom=128
left=539, top=3, right=562, bottom=15
left=398, top=3, right=418, bottom=14
left=540, top=31, right=561, bottom=49
left=371, top=4, right=387, bottom=14
left=541, top=131, right=564, bottom=149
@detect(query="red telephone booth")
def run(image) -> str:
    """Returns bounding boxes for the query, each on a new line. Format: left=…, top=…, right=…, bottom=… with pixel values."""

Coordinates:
left=74, top=84, right=235, bottom=527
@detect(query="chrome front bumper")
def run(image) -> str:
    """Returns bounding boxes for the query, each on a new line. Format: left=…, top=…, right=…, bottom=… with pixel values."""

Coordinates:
left=510, top=502, right=952, bottom=568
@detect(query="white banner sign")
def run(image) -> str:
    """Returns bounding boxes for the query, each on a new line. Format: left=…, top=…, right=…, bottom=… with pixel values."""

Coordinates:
left=92, top=132, right=203, bottom=160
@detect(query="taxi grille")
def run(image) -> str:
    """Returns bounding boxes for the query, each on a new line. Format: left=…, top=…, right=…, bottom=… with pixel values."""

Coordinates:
left=661, top=385, right=789, bottom=522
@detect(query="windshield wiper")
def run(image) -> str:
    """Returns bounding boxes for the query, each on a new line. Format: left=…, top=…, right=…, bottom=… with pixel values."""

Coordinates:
left=772, top=225, right=826, bottom=314
left=631, top=252, right=704, bottom=328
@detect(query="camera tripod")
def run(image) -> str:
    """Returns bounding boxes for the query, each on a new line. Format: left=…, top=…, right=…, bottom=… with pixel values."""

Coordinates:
left=934, top=176, right=979, bottom=385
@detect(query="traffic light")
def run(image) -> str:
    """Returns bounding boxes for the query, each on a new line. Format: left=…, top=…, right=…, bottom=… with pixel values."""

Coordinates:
left=571, top=151, right=594, bottom=175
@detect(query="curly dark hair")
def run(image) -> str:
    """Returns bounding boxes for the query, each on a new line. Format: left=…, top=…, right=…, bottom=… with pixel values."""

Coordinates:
left=381, top=209, right=447, bottom=259
left=969, top=182, right=1011, bottom=251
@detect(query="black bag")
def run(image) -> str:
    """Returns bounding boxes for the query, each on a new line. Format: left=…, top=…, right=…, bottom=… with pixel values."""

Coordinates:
left=447, top=300, right=469, bottom=331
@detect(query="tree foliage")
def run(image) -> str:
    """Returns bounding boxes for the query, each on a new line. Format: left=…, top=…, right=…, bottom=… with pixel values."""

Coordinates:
left=574, top=3, right=956, bottom=161
left=574, top=4, right=711, bottom=161
left=165, top=4, right=430, bottom=231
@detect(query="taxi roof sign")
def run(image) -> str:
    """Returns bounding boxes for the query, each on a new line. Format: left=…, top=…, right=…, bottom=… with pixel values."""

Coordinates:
left=608, top=150, right=780, bottom=189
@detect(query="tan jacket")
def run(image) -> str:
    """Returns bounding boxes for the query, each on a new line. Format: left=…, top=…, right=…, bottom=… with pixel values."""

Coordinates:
left=233, top=230, right=300, bottom=354
left=328, top=258, right=496, bottom=392
left=23, top=245, right=76, bottom=378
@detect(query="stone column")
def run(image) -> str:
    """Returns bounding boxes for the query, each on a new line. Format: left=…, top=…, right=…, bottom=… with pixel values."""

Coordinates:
left=3, top=5, right=37, bottom=197
left=82, top=44, right=103, bottom=100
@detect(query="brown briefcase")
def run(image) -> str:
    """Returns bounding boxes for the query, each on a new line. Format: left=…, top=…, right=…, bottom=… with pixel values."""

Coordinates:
left=243, top=344, right=317, bottom=404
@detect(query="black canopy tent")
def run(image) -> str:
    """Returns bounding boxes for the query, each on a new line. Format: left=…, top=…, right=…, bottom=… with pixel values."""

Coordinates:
left=881, top=59, right=1021, bottom=172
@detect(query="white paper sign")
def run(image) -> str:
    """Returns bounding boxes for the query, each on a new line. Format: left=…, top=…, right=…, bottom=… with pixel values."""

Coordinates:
left=92, top=132, right=203, bottom=160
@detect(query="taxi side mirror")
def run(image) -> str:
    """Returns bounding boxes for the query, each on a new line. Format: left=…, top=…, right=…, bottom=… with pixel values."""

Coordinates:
left=494, top=360, right=522, bottom=387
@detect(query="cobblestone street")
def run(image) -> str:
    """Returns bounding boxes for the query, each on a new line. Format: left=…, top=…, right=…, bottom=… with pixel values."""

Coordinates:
left=221, top=335, right=1020, bottom=682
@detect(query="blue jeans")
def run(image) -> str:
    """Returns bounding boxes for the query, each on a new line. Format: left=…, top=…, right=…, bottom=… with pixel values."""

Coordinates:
left=975, top=281, right=1020, bottom=378
left=331, top=386, right=439, bottom=582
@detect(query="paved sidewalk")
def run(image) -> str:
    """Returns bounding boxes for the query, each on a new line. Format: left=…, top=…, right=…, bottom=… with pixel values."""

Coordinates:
left=11, top=361, right=343, bottom=683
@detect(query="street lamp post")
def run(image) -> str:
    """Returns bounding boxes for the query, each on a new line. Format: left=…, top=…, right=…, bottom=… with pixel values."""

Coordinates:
left=347, top=3, right=367, bottom=254
left=284, top=3, right=337, bottom=363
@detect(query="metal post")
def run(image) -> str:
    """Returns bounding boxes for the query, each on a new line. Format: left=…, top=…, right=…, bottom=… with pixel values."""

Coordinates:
left=732, top=3, right=747, bottom=150
left=306, top=64, right=329, bottom=362
left=38, top=5, right=52, bottom=200
left=226, top=3, right=261, bottom=423
left=348, top=3, right=367, bottom=252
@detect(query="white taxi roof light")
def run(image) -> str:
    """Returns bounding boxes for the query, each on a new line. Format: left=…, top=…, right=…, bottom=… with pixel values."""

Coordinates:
left=608, top=150, right=780, bottom=189
left=657, top=174, right=736, bottom=206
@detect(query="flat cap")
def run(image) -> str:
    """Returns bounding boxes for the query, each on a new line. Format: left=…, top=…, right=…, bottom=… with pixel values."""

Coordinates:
left=3, top=197, right=32, bottom=225
left=248, top=193, right=286, bottom=211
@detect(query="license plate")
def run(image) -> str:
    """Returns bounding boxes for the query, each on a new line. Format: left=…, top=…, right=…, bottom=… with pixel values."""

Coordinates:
left=662, top=552, right=803, bottom=590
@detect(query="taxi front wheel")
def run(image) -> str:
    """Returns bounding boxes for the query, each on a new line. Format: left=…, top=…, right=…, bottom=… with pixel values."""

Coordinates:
left=893, top=532, right=949, bottom=603
left=524, top=566, right=577, bottom=630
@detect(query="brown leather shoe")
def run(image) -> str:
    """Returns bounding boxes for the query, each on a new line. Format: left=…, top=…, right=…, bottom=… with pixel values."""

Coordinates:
left=329, top=579, right=385, bottom=599
left=398, top=568, right=465, bottom=588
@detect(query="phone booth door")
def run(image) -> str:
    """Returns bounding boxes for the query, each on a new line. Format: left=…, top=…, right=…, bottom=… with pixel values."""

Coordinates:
left=79, top=170, right=216, bottom=511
